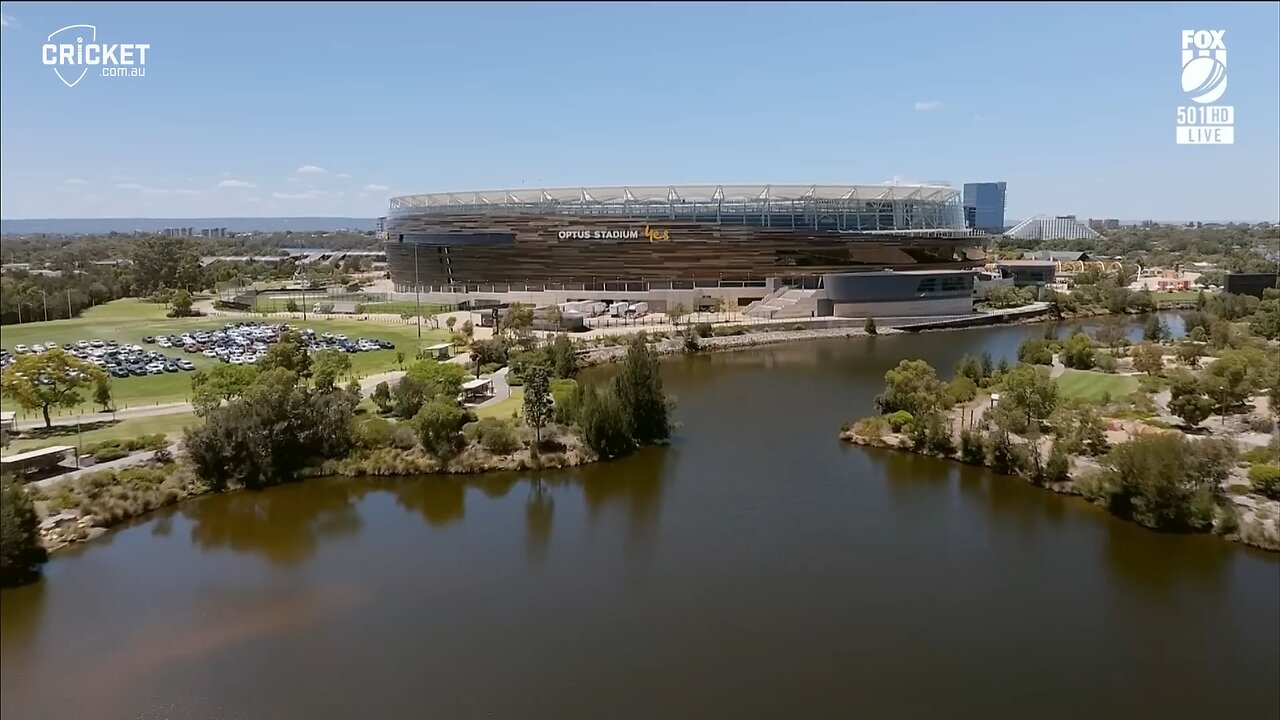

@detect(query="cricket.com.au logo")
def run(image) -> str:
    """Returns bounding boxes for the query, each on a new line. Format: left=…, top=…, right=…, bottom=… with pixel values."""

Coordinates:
left=1175, top=30, right=1233, bottom=145
left=42, top=24, right=150, bottom=88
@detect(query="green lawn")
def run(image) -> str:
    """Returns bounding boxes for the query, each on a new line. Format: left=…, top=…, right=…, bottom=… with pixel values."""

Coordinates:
left=4, top=410, right=200, bottom=454
left=1054, top=368, right=1140, bottom=402
left=475, top=387, right=523, bottom=420
left=2, top=299, right=449, bottom=414
left=1152, top=291, right=1202, bottom=303
left=354, top=301, right=456, bottom=316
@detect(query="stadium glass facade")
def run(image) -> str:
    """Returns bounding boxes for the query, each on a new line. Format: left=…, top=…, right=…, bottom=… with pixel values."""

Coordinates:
left=385, top=185, right=986, bottom=292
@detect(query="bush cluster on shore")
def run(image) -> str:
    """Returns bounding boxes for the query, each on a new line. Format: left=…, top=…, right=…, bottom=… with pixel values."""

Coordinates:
left=845, top=351, right=1273, bottom=538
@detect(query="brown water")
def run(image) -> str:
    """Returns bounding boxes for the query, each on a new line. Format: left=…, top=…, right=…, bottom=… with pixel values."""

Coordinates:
left=3, top=319, right=1278, bottom=720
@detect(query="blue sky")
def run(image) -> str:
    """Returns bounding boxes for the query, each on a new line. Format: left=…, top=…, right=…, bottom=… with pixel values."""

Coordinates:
left=1, top=2, right=1277, bottom=221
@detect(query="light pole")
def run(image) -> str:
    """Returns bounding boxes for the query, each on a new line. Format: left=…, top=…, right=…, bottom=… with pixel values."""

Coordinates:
left=66, top=287, right=73, bottom=318
left=41, top=290, right=49, bottom=322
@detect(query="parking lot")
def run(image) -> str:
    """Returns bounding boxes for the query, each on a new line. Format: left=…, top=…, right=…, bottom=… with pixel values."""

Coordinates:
left=3, top=321, right=398, bottom=373
left=1, top=300, right=449, bottom=414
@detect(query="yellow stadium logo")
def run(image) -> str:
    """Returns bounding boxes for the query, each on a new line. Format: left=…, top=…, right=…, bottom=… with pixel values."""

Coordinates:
left=644, top=225, right=670, bottom=243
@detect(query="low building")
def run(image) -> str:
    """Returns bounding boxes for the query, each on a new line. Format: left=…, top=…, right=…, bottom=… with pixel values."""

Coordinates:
left=0, top=445, right=74, bottom=477
left=423, top=342, right=452, bottom=361
left=461, top=378, right=493, bottom=404
left=993, top=260, right=1057, bottom=287
left=823, top=269, right=976, bottom=318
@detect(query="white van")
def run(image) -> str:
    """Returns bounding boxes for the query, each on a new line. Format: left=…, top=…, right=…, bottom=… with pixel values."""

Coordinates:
left=629, top=302, right=649, bottom=317
left=609, top=301, right=628, bottom=318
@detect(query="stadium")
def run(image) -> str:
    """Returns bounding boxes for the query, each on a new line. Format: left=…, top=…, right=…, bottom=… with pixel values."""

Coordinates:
left=385, top=184, right=991, bottom=319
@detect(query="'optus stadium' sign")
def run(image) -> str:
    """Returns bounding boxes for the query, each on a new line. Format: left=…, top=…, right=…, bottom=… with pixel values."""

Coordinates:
left=556, top=225, right=671, bottom=243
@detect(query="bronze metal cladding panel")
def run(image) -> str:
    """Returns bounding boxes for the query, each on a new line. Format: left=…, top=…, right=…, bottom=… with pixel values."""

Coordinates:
left=385, top=213, right=979, bottom=285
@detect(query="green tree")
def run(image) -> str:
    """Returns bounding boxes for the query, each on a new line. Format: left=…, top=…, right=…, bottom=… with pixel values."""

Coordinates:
left=413, top=396, right=467, bottom=460
left=1142, top=314, right=1167, bottom=341
left=875, top=359, right=946, bottom=418
left=1017, top=338, right=1054, bottom=365
left=1202, top=349, right=1255, bottom=412
left=1132, top=342, right=1164, bottom=376
left=372, top=380, right=393, bottom=414
left=999, top=363, right=1058, bottom=432
left=1097, top=433, right=1225, bottom=530
left=284, top=299, right=299, bottom=313
left=611, top=334, right=671, bottom=445
left=864, top=316, right=878, bottom=335
left=130, top=235, right=203, bottom=294
left=446, top=316, right=457, bottom=331
left=0, top=349, right=107, bottom=428
left=168, top=288, right=195, bottom=317
left=1188, top=325, right=1209, bottom=344
left=500, top=302, right=534, bottom=337
left=1, top=476, right=47, bottom=587
left=1174, top=339, right=1202, bottom=367
left=548, top=334, right=578, bottom=378
left=395, top=350, right=405, bottom=368
left=405, top=360, right=467, bottom=401
left=258, top=330, right=311, bottom=378
left=523, top=366, right=553, bottom=447
left=184, top=387, right=355, bottom=491
left=93, top=374, right=113, bottom=412
left=1059, top=331, right=1096, bottom=370
left=1167, top=372, right=1214, bottom=428
left=955, top=354, right=984, bottom=385
left=1249, top=297, right=1280, bottom=340
left=578, top=384, right=633, bottom=459
left=190, top=363, right=259, bottom=416
left=311, top=349, right=352, bottom=393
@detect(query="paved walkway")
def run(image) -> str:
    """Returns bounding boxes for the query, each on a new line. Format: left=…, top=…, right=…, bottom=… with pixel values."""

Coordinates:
left=1049, top=353, right=1067, bottom=379
left=31, top=442, right=183, bottom=490
left=474, top=367, right=512, bottom=409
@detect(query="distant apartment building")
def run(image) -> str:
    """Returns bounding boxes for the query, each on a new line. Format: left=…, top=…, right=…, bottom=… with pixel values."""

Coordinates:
left=962, top=182, right=1007, bottom=233
left=1088, top=218, right=1121, bottom=231
left=161, top=227, right=196, bottom=238
left=199, top=227, right=228, bottom=238
left=375, top=216, right=387, bottom=240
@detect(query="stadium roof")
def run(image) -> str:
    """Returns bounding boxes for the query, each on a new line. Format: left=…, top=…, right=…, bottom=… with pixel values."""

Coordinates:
left=391, top=184, right=959, bottom=209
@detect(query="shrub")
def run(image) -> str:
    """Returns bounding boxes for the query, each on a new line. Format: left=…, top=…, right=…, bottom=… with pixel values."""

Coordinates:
left=1043, top=441, right=1071, bottom=484
left=473, top=417, right=521, bottom=455
left=577, top=384, right=633, bottom=459
left=1094, top=353, right=1118, bottom=373
left=711, top=325, right=747, bottom=337
left=1248, top=463, right=1280, bottom=500
left=1213, top=503, right=1240, bottom=536
left=944, top=377, right=978, bottom=406
left=1241, top=438, right=1280, bottom=464
left=959, top=429, right=985, bottom=465
left=1094, top=433, right=1228, bottom=530
left=92, top=447, right=130, bottom=462
left=413, top=397, right=467, bottom=460
left=885, top=410, right=915, bottom=432
left=695, top=323, right=713, bottom=338
left=852, top=415, right=889, bottom=438
left=985, top=430, right=1021, bottom=475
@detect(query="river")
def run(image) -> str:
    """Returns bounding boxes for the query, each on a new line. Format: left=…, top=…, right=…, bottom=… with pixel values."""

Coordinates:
left=3, top=315, right=1277, bottom=719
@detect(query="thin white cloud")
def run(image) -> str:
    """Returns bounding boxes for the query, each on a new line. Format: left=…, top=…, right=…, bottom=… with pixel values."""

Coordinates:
left=1, top=13, right=17, bottom=28
left=336, top=173, right=351, bottom=180
left=140, top=187, right=202, bottom=196
left=295, top=165, right=326, bottom=174
left=116, top=182, right=144, bottom=190
left=109, top=174, right=131, bottom=182
left=216, top=179, right=257, bottom=189
left=363, top=184, right=390, bottom=192
left=65, top=178, right=90, bottom=186
left=271, top=189, right=327, bottom=200
left=914, top=100, right=943, bottom=111
left=357, top=192, right=369, bottom=199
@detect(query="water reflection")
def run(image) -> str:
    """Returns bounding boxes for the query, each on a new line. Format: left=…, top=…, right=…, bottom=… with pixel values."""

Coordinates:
left=181, top=479, right=367, bottom=566
left=389, top=477, right=467, bottom=528
left=525, top=480, right=554, bottom=565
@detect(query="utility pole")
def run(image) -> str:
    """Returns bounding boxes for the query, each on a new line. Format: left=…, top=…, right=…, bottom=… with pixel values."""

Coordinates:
left=66, top=287, right=73, bottom=318
left=42, top=290, right=48, bottom=322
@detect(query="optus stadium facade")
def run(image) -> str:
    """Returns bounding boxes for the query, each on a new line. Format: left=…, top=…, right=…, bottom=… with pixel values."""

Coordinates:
left=385, top=184, right=990, bottom=318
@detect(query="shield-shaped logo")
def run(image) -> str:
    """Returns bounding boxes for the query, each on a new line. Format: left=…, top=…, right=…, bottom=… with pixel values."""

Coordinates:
left=47, top=24, right=96, bottom=88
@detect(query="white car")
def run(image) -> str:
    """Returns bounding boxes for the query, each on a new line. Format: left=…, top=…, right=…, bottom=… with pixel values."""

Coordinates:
left=157, top=339, right=171, bottom=348
left=76, top=340, right=90, bottom=348
left=90, top=339, right=105, bottom=347
left=32, top=344, right=46, bottom=353
left=15, top=344, right=29, bottom=354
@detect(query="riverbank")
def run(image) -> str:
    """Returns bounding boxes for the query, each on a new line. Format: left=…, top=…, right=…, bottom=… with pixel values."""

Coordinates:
left=30, top=430, right=602, bottom=554
left=838, top=421, right=1280, bottom=552
left=578, top=325, right=888, bottom=366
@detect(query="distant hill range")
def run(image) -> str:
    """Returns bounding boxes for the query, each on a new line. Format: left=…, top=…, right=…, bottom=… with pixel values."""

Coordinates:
left=0, top=217, right=377, bottom=235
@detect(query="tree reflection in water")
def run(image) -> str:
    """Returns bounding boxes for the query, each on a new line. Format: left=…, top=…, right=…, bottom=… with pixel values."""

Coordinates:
left=181, top=479, right=368, bottom=566
left=525, top=478, right=554, bottom=566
